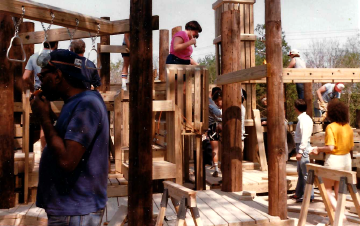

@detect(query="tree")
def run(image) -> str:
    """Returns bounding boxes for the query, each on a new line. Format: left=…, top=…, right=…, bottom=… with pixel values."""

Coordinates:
left=198, top=54, right=217, bottom=83
left=110, top=59, right=123, bottom=84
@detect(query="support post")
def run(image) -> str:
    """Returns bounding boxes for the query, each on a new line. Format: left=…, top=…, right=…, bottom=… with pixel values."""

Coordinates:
left=99, top=16, right=111, bottom=92
left=304, top=83, right=313, bottom=117
left=159, top=29, right=169, bottom=82
left=220, top=10, right=243, bottom=192
left=265, top=0, right=287, bottom=219
left=128, top=0, right=153, bottom=225
left=171, top=26, right=182, bottom=38
left=0, top=13, right=15, bottom=209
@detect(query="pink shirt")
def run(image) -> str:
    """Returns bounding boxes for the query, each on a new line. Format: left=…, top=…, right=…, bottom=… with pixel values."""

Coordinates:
left=170, top=31, right=193, bottom=60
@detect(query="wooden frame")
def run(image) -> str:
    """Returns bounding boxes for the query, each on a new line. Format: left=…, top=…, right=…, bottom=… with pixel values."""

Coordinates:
left=212, top=0, right=256, bottom=10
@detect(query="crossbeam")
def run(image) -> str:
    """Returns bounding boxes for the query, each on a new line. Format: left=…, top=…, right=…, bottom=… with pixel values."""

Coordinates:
left=306, top=163, right=357, bottom=184
left=100, top=45, right=128, bottom=53
left=215, top=64, right=268, bottom=85
left=213, top=34, right=256, bottom=44
left=0, top=0, right=113, bottom=34
left=14, top=16, right=159, bottom=45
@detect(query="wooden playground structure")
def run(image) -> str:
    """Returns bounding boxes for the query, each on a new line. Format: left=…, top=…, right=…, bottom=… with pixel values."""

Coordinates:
left=1, top=0, right=360, bottom=226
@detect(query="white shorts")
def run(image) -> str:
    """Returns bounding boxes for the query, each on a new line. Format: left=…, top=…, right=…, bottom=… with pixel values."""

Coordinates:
left=324, top=153, right=351, bottom=171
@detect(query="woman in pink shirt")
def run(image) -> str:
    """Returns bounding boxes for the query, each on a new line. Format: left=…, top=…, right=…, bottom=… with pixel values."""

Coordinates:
left=166, top=21, right=202, bottom=65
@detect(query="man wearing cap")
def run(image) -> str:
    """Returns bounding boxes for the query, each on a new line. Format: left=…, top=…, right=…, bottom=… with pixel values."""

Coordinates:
left=314, top=83, right=345, bottom=119
left=31, top=49, right=109, bottom=225
left=287, top=49, right=306, bottom=99
left=70, top=39, right=101, bottom=89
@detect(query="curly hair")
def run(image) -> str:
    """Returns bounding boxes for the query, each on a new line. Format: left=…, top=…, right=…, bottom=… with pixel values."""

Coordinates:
left=327, top=99, right=349, bottom=125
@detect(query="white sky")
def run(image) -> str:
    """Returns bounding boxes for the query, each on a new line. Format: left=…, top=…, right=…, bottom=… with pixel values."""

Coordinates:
left=25, top=0, right=360, bottom=64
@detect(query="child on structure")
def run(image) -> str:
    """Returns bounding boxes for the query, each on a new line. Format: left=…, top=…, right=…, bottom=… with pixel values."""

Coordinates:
left=121, top=33, right=130, bottom=90
left=208, top=87, right=222, bottom=177
left=291, top=99, right=314, bottom=202
left=287, top=49, right=306, bottom=99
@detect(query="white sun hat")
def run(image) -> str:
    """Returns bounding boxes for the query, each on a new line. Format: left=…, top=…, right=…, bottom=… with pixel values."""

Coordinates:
left=288, top=49, right=300, bottom=56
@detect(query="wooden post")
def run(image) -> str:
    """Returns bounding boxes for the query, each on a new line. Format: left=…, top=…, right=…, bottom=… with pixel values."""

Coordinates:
left=220, top=10, right=243, bottom=192
left=99, top=17, right=111, bottom=92
left=171, top=26, right=182, bottom=38
left=265, top=0, right=287, bottom=219
left=304, top=83, right=313, bottom=117
left=0, top=13, right=16, bottom=209
left=128, top=0, right=153, bottom=225
left=159, top=29, right=169, bottom=82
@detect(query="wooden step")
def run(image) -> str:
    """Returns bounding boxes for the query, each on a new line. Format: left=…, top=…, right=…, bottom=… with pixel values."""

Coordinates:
left=242, top=161, right=260, bottom=170
left=121, top=145, right=166, bottom=162
left=122, top=161, right=176, bottom=180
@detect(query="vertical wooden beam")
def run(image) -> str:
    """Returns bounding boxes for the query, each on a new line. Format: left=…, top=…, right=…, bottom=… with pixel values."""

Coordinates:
left=304, top=83, right=313, bottom=117
left=99, top=17, right=111, bottom=92
left=159, top=29, right=169, bottom=82
left=114, top=94, right=122, bottom=173
left=0, top=13, right=15, bottom=209
left=23, top=90, right=30, bottom=203
left=265, top=0, right=287, bottom=219
left=171, top=26, right=182, bottom=38
left=221, top=10, right=243, bottom=192
left=128, top=0, right=153, bottom=225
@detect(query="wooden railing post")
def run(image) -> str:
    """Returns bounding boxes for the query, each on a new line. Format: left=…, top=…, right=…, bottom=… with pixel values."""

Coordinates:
left=99, top=16, right=111, bottom=92
left=159, top=29, right=169, bottom=82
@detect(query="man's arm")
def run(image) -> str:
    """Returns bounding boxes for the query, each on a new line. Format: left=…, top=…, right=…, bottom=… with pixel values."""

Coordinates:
left=316, top=85, right=327, bottom=103
left=22, top=69, right=34, bottom=91
left=287, top=58, right=296, bottom=68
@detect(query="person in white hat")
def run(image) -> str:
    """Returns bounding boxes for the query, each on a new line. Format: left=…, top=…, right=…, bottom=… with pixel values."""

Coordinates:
left=287, top=49, right=306, bottom=99
left=314, top=82, right=345, bottom=119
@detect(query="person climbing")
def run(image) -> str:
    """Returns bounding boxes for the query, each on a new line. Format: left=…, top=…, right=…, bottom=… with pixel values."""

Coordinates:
left=287, top=49, right=306, bottom=99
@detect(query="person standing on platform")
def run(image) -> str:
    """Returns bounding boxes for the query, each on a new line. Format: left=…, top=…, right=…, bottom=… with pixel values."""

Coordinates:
left=314, top=82, right=345, bottom=120
left=287, top=49, right=306, bottom=99
left=31, top=50, right=109, bottom=226
left=121, top=33, right=130, bottom=90
left=166, top=21, right=202, bottom=65
left=70, top=39, right=101, bottom=89
left=291, top=99, right=314, bottom=203
left=311, top=99, right=353, bottom=212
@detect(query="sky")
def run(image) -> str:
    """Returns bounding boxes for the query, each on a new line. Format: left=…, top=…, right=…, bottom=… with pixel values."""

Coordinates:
left=24, top=0, right=360, bottom=65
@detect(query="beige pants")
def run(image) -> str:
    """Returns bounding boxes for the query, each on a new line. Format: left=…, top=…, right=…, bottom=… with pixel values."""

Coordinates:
left=324, top=153, right=351, bottom=171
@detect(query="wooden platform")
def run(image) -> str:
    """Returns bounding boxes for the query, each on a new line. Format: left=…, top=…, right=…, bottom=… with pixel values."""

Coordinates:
left=104, top=191, right=297, bottom=226
left=192, top=162, right=298, bottom=193
left=0, top=203, right=47, bottom=226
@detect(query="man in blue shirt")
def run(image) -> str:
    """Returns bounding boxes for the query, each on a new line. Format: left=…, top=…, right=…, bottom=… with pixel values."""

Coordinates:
left=30, top=49, right=109, bottom=226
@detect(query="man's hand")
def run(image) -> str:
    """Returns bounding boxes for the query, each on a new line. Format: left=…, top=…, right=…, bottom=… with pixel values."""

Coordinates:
left=309, top=146, right=318, bottom=155
left=296, top=153, right=302, bottom=161
left=30, top=92, right=52, bottom=120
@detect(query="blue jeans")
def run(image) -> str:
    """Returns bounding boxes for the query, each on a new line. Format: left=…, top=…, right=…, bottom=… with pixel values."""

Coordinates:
left=296, top=83, right=305, bottom=100
left=295, top=143, right=314, bottom=199
left=314, top=108, right=322, bottom=117
left=47, top=209, right=104, bottom=226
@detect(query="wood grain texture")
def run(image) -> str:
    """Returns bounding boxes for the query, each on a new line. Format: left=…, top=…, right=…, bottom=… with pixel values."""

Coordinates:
left=159, top=29, right=169, bottom=82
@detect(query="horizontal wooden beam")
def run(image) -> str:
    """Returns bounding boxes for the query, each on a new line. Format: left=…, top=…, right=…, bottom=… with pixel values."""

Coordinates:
left=163, top=181, right=197, bottom=207
left=100, top=45, right=128, bottom=53
left=0, top=0, right=113, bottom=34
left=215, top=64, right=268, bottom=85
left=15, top=16, right=159, bottom=45
left=306, top=163, right=357, bottom=184
left=153, top=100, right=175, bottom=112
left=212, top=0, right=256, bottom=10
left=213, top=34, right=256, bottom=44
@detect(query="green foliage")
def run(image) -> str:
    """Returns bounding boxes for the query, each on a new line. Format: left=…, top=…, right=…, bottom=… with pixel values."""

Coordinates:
left=198, top=54, right=217, bottom=83
left=110, top=59, right=123, bottom=84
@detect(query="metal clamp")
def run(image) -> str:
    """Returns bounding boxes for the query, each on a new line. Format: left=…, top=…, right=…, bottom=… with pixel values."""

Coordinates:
left=7, top=6, right=26, bottom=63
left=86, top=24, right=102, bottom=70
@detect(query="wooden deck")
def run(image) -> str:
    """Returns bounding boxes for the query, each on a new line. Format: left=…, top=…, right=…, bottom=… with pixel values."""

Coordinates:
left=191, top=161, right=298, bottom=193
left=0, top=203, right=47, bottom=226
left=104, top=191, right=296, bottom=226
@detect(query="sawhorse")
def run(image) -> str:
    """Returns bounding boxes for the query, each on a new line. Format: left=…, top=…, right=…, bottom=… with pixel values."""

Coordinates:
left=298, top=163, right=360, bottom=226
left=156, top=181, right=203, bottom=226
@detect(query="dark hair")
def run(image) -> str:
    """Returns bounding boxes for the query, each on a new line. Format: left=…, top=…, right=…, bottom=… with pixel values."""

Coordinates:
left=294, top=99, right=307, bottom=112
left=241, top=89, right=247, bottom=103
left=212, top=90, right=222, bottom=101
left=185, top=21, right=202, bottom=33
left=327, top=99, right=349, bottom=125
left=44, top=41, right=58, bottom=49
left=70, top=39, right=86, bottom=54
left=212, top=87, right=221, bottom=97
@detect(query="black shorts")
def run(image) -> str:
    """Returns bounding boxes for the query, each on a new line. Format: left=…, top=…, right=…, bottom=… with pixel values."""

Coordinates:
left=166, top=54, right=190, bottom=65
left=208, top=123, right=220, bottom=141
left=121, top=44, right=130, bottom=57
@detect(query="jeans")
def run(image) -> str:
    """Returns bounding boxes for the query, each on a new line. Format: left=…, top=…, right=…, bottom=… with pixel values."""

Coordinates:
left=296, top=83, right=305, bottom=100
left=314, top=108, right=322, bottom=117
left=47, top=209, right=104, bottom=226
left=295, top=143, right=314, bottom=199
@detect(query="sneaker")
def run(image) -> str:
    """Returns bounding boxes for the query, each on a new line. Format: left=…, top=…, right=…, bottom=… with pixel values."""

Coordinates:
left=212, top=171, right=219, bottom=177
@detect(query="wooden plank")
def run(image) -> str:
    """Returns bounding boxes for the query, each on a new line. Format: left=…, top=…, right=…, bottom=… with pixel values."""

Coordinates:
left=100, top=45, right=128, bottom=53
left=333, top=178, right=347, bottom=226
left=159, top=29, right=169, bottom=82
left=347, top=184, right=360, bottom=222
left=185, top=69, right=193, bottom=132
left=195, top=196, right=226, bottom=226
left=108, top=205, right=127, bottom=226
left=202, top=69, right=210, bottom=132
left=306, top=163, right=357, bottom=184
left=163, top=181, right=197, bottom=208
left=212, top=0, right=255, bottom=9
left=174, top=106, right=183, bottom=184
left=23, top=90, right=30, bottom=204
left=107, top=185, right=128, bottom=198
left=177, top=69, right=184, bottom=116
left=114, top=94, right=122, bottom=173
left=153, top=100, right=175, bottom=112
left=215, top=65, right=267, bottom=85
left=314, top=177, right=334, bottom=224
left=253, top=110, right=267, bottom=171
left=166, top=68, right=176, bottom=163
